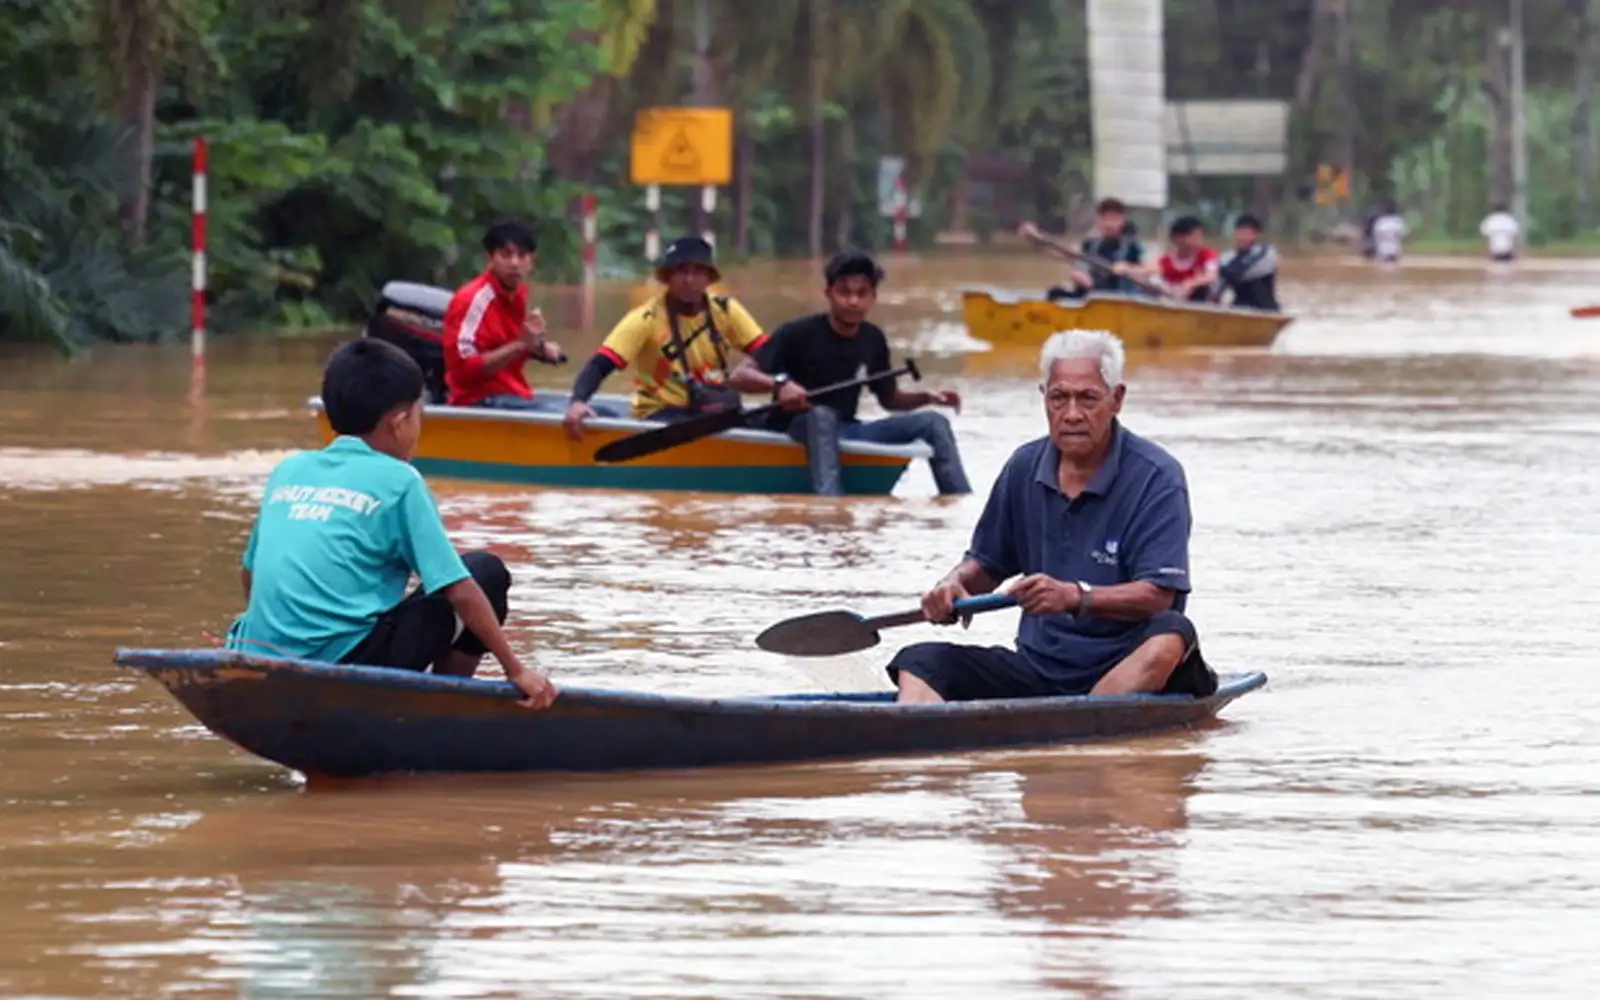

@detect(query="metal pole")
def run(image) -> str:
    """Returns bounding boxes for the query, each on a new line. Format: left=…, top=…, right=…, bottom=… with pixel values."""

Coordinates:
left=1510, top=0, right=1529, bottom=227
left=645, top=184, right=661, bottom=263
left=580, top=192, right=597, bottom=286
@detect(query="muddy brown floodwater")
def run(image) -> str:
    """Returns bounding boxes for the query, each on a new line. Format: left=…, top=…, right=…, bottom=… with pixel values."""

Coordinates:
left=2, top=250, right=1598, bottom=999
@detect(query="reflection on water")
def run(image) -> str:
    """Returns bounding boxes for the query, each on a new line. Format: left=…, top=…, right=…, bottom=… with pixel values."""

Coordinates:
left=2, top=251, right=1599, bottom=998
left=25, top=751, right=1205, bottom=999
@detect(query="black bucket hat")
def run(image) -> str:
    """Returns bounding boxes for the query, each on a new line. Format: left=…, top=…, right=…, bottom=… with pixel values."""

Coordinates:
left=654, top=235, right=721, bottom=284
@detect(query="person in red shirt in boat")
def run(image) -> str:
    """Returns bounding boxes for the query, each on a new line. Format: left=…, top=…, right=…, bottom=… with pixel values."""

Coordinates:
left=442, top=220, right=571, bottom=412
left=1141, top=215, right=1220, bottom=303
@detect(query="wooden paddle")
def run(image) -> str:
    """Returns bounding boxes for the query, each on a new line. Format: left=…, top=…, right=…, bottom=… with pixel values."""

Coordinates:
left=756, top=593, right=1018, bottom=657
left=592, top=360, right=921, bottom=464
left=1019, top=224, right=1169, bottom=298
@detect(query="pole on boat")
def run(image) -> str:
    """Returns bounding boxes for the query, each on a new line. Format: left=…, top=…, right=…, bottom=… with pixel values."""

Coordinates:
left=191, top=135, right=207, bottom=368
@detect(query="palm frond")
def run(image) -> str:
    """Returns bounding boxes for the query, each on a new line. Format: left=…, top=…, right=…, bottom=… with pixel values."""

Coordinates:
left=0, top=228, right=75, bottom=353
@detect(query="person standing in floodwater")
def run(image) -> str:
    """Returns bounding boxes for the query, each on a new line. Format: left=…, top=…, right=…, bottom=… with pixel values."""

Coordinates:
left=1480, top=204, right=1521, bottom=264
left=1369, top=201, right=1408, bottom=265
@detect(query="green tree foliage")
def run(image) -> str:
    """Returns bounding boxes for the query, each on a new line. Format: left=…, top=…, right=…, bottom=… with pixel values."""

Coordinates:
left=1, top=0, right=612, bottom=348
left=3, top=0, right=1597, bottom=348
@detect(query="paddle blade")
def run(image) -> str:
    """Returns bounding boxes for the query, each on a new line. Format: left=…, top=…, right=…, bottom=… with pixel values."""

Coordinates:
left=1571, top=305, right=1600, bottom=319
left=593, top=407, right=747, bottom=464
left=755, top=610, right=880, bottom=657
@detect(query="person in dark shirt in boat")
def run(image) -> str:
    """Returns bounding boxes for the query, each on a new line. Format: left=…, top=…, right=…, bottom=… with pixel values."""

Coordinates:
left=728, top=250, right=971, bottom=496
left=229, top=338, right=556, bottom=708
left=563, top=235, right=772, bottom=434
left=885, top=328, right=1217, bottom=704
left=1033, top=198, right=1148, bottom=301
left=1213, top=214, right=1281, bottom=311
left=440, top=220, right=572, bottom=412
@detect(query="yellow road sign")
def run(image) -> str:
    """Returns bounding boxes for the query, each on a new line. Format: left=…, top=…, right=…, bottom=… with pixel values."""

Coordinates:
left=630, top=108, right=733, bottom=187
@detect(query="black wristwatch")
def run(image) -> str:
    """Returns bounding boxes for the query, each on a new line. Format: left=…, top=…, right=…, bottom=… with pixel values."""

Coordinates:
left=770, top=373, right=791, bottom=401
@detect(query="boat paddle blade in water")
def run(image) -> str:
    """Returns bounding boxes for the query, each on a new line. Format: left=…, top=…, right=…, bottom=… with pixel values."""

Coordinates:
left=756, top=593, right=1018, bottom=657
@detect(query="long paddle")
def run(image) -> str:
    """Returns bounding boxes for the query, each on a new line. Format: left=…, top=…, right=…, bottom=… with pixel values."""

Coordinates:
left=1019, top=225, right=1169, bottom=298
left=755, top=593, right=1018, bottom=657
left=593, top=360, right=921, bottom=464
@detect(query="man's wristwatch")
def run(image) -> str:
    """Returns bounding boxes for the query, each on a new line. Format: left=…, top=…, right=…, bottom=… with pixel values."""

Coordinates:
left=1075, top=581, right=1094, bottom=621
left=770, top=373, right=791, bottom=401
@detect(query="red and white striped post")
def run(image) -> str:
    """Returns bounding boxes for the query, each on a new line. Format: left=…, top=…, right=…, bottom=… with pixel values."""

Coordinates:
left=191, top=136, right=207, bottom=366
left=892, top=177, right=909, bottom=253
left=580, top=193, right=598, bottom=286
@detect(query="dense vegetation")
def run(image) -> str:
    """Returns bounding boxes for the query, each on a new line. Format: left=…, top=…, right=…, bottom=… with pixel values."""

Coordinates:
left=1, top=0, right=1595, bottom=350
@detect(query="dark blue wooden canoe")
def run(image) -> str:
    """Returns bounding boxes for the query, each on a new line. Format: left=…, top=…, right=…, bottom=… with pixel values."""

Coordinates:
left=113, top=648, right=1268, bottom=778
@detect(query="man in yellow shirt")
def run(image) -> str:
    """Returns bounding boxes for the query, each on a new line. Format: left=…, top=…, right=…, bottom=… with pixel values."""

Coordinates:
left=563, top=236, right=772, bottom=435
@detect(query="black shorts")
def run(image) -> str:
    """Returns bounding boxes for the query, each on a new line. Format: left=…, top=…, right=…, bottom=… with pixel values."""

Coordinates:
left=885, top=610, right=1217, bottom=701
left=339, top=550, right=511, bottom=671
left=1490, top=251, right=1515, bottom=263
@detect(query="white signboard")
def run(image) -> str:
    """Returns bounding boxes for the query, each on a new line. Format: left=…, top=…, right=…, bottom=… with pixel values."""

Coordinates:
left=1087, top=0, right=1167, bottom=209
left=1165, top=101, right=1290, bottom=175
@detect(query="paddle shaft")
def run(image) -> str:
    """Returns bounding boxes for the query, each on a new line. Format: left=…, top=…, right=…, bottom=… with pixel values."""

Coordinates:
left=1024, top=230, right=1168, bottom=298
left=593, top=360, right=921, bottom=464
left=747, top=359, right=919, bottom=425
left=753, top=592, right=1019, bottom=657
left=862, top=593, right=1017, bottom=632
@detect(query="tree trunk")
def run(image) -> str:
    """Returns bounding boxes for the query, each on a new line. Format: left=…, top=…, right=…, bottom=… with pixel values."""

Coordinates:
left=1576, top=0, right=1597, bottom=228
left=120, top=73, right=156, bottom=249
left=950, top=169, right=971, bottom=233
left=1333, top=0, right=1353, bottom=188
left=690, top=0, right=715, bottom=237
left=1484, top=6, right=1513, bottom=208
left=1291, top=4, right=1324, bottom=111
left=835, top=122, right=855, bottom=250
left=735, top=121, right=754, bottom=253
left=546, top=77, right=614, bottom=182
left=807, top=5, right=826, bottom=259
left=1282, top=0, right=1331, bottom=230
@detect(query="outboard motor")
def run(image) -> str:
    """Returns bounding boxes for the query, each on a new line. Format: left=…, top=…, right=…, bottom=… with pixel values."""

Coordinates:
left=363, top=281, right=453, bottom=403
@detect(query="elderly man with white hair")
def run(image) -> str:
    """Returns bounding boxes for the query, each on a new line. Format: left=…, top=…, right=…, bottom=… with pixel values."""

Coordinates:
left=885, top=328, right=1217, bottom=703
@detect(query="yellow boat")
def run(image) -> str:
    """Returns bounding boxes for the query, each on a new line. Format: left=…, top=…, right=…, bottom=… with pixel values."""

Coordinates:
left=307, top=396, right=928, bottom=497
left=961, top=286, right=1292, bottom=351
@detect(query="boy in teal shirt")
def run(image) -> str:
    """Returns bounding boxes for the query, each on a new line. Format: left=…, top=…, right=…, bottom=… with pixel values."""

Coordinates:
left=229, top=338, right=556, bottom=708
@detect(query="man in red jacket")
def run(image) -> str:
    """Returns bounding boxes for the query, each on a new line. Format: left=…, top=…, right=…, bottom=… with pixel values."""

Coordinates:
left=442, top=220, right=568, bottom=410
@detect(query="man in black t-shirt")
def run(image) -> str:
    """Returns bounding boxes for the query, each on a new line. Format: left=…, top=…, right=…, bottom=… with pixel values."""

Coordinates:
left=731, top=251, right=971, bottom=497
left=1038, top=198, right=1148, bottom=301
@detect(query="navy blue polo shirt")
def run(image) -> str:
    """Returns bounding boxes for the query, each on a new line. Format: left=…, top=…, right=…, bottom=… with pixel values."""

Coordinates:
left=966, top=421, right=1192, bottom=689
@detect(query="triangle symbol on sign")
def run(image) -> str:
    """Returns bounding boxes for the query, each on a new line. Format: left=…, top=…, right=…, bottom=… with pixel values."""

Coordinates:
left=661, top=128, right=701, bottom=171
